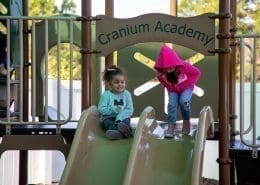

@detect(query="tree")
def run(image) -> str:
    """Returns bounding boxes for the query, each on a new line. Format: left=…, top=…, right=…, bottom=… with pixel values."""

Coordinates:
left=29, top=0, right=77, bottom=15
left=179, top=0, right=260, bottom=82
left=48, top=44, right=82, bottom=80
left=58, top=0, right=77, bottom=14
left=0, top=2, right=8, bottom=34
left=0, top=2, right=8, bottom=15
left=29, top=0, right=81, bottom=80
left=179, top=0, right=218, bottom=17
left=29, top=0, right=56, bottom=16
left=179, top=0, right=259, bottom=34
left=237, top=0, right=260, bottom=34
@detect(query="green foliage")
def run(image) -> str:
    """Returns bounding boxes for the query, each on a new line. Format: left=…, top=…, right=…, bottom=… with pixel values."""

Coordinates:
left=29, top=0, right=56, bottom=16
left=0, top=22, right=6, bottom=34
left=0, top=2, right=8, bottom=34
left=29, top=0, right=77, bottom=15
left=237, top=0, right=259, bottom=34
left=179, top=0, right=259, bottom=34
left=179, top=0, right=218, bottom=16
left=0, top=2, right=8, bottom=15
left=255, top=2, right=260, bottom=33
left=29, top=0, right=81, bottom=80
left=48, top=44, right=81, bottom=80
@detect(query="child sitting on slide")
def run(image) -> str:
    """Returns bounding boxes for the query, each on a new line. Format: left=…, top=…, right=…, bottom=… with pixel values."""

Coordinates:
left=98, top=65, right=134, bottom=140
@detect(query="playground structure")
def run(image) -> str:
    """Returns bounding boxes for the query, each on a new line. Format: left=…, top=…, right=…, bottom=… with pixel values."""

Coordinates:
left=0, top=0, right=259, bottom=185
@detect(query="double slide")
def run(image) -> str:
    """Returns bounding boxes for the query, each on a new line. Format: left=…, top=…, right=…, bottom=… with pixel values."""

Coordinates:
left=60, top=106, right=213, bottom=185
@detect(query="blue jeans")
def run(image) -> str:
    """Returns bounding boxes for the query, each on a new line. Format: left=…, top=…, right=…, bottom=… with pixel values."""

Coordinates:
left=167, top=88, right=193, bottom=123
left=102, top=117, right=131, bottom=131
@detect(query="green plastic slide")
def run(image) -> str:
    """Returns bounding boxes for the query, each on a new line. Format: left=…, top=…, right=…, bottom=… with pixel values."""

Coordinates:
left=123, top=106, right=213, bottom=185
left=60, top=106, right=213, bottom=185
left=59, top=106, right=133, bottom=185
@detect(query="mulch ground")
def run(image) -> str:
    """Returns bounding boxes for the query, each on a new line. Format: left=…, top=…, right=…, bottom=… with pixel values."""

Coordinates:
left=201, top=178, right=219, bottom=185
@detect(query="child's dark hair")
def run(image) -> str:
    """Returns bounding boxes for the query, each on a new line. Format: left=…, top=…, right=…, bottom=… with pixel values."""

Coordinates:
left=166, top=67, right=182, bottom=84
left=103, top=65, right=124, bottom=82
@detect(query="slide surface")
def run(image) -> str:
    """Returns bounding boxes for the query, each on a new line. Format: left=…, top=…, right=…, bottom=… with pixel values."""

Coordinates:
left=123, top=106, right=207, bottom=185
left=59, top=106, right=133, bottom=185
left=60, top=106, right=211, bottom=185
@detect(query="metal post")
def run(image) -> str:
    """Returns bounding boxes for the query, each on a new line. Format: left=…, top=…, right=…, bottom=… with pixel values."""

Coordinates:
left=19, top=19, right=24, bottom=123
left=252, top=37, right=257, bottom=151
left=81, top=0, right=92, bottom=109
left=219, top=0, right=231, bottom=184
left=22, top=0, right=29, bottom=121
left=57, top=19, right=61, bottom=125
left=229, top=0, right=237, bottom=140
left=229, top=0, right=237, bottom=183
left=68, top=19, right=73, bottom=121
left=56, top=19, right=61, bottom=134
left=105, top=0, right=114, bottom=67
left=19, top=1, right=29, bottom=184
left=6, top=19, right=10, bottom=122
left=44, top=19, right=49, bottom=122
left=31, top=20, right=36, bottom=123
left=169, top=0, right=178, bottom=49
left=170, top=0, right=178, bottom=16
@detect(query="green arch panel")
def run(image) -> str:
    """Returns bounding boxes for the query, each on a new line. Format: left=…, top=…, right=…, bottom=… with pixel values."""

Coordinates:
left=34, top=15, right=81, bottom=116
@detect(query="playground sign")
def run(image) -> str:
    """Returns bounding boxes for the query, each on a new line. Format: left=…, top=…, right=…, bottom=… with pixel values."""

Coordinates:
left=96, top=13, right=215, bottom=56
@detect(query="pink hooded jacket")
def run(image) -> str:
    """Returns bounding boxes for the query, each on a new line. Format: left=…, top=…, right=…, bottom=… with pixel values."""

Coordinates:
left=154, top=45, right=201, bottom=93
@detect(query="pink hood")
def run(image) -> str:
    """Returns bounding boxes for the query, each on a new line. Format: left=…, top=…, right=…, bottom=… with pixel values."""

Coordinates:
left=154, top=45, right=201, bottom=93
left=154, top=45, right=183, bottom=70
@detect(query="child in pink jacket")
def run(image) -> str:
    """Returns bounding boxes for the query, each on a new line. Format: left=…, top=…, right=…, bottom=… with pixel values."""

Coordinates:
left=154, top=45, right=201, bottom=137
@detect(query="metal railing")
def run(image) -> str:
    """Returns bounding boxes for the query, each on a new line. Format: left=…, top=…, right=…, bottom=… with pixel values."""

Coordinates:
left=236, top=34, right=260, bottom=158
left=0, top=16, right=79, bottom=130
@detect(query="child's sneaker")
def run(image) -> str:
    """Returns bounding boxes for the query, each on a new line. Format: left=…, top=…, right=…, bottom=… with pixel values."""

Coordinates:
left=106, top=130, right=124, bottom=140
left=0, top=63, right=7, bottom=76
left=118, top=122, right=132, bottom=138
left=0, top=61, right=14, bottom=76
left=182, top=120, right=191, bottom=135
left=165, top=123, right=176, bottom=138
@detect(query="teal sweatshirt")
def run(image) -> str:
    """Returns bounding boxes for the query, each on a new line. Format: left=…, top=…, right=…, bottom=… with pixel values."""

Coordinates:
left=98, top=90, right=134, bottom=122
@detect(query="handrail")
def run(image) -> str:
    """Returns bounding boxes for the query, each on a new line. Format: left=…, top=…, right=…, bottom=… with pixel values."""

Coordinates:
left=234, top=34, right=260, bottom=38
left=239, top=39, right=253, bottom=135
left=192, top=106, right=214, bottom=185
left=6, top=19, right=11, bottom=122
left=0, top=15, right=78, bottom=20
left=0, top=16, right=78, bottom=127
left=238, top=34, right=260, bottom=158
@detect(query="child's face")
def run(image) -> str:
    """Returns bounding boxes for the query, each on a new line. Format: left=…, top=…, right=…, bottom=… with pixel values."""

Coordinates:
left=109, top=74, right=126, bottom=94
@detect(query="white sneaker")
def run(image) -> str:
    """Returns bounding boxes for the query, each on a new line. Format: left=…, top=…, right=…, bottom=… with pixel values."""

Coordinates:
left=0, top=63, right=7, bottom=76
left=0, top=63, right=13, bottom=76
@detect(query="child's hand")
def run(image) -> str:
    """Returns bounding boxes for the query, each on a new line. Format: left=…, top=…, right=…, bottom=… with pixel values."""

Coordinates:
left=177, top=74, right=187, bottom=84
